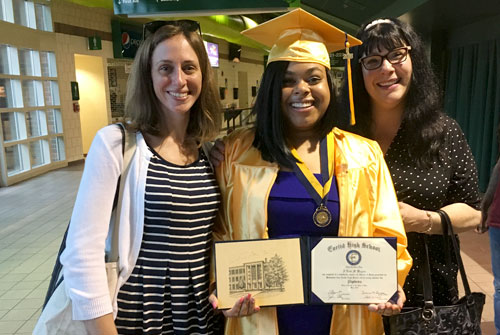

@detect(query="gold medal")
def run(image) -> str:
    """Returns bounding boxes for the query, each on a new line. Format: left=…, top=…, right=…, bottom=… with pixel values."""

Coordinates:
left=313, top=204, right=332, bottom=227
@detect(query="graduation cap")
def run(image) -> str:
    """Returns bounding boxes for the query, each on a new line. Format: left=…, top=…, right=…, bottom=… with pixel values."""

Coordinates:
left=242, top=8, right=362, bottom=125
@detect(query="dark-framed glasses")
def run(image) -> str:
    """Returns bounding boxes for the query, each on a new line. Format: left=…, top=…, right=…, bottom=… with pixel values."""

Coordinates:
left=142, top=20, right=201, bottom=40
left=359, top=46, right=411, bottom=70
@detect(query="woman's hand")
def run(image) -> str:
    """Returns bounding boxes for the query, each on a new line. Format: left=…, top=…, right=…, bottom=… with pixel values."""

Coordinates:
left=209, top=293, right=260, bottom=317
left=209, top=139, right=226, bottom=167
left=367, top=284, right=405, bottom=316
left=398, top=202, right=433, bottom=233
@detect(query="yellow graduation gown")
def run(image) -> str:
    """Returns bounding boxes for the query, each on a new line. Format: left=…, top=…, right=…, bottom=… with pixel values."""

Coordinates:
left=213, top=127, right=412, bottom=335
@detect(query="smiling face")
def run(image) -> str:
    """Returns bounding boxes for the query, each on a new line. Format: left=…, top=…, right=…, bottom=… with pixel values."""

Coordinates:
left=280, top=62, right=330, bottom=136
left=361, top=45, right=412, bottom=111
left=150, top=34, right=202, bottom=119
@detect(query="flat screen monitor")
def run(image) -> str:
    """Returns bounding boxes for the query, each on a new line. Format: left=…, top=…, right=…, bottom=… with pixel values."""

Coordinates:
left=204, top=41, right=219, bottom=68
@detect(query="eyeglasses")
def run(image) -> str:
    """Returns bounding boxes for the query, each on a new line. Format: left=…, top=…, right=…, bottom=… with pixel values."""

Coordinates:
left=142, top=20, right=201, bottom=40
left=359, top=46, right=411, bottom=70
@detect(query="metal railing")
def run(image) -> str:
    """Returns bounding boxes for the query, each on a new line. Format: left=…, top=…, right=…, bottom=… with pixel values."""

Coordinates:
left=222, top=106, right=255, bottom=134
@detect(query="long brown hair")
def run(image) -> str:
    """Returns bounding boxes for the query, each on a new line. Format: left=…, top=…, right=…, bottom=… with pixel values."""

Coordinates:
left=124, top=24, right=221, bottom=143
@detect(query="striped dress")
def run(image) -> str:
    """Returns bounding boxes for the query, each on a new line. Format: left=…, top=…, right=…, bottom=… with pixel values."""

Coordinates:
left=115, top=148, right=220, bottom=335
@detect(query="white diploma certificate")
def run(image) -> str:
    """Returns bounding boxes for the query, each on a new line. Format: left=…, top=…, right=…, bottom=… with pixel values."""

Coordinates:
left=311, top=237, right=397, bottom=304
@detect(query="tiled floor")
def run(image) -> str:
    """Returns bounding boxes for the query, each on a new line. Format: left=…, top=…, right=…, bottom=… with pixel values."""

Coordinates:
left=0, top=164, right=80, bottom=335
left=0, top=162, right=497, bottom=334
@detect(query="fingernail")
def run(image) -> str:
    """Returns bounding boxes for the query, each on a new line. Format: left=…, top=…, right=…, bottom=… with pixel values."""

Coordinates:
left=211, top=301, right=217, bottom=309
left=247, top=293, right=251, bottom=299
left=239, top=297, right=244, bottom=303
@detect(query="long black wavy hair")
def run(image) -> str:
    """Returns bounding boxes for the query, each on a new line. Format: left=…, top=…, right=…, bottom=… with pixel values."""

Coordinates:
left=339, top=18, right=445, bottom=167
left=253, top=61, right=338, bottom=169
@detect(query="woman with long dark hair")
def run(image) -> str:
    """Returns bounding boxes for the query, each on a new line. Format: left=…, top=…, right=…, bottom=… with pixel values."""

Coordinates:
left=340, top=18, right=481, bottom=307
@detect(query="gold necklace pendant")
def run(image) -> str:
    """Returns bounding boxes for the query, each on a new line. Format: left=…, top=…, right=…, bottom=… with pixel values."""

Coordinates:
left=313, top=204, right=331, bottom=227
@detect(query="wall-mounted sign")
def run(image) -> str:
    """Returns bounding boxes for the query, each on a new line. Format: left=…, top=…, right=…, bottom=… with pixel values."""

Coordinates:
left=71, top=81, right=80, bottom=101
left=88, top=36, right=102, bottom=50
left=111, top=20, right=142, bottom=59
left=113, top=0, right=299, bottom=16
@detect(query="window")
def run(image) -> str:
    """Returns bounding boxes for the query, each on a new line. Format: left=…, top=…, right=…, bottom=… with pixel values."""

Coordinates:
left=26, top=110, right=47, bottom=137
left=2, top=0, right=53, bottom=30
left=47, top=108, right=62, bottom=134
left=22, top=80, right=44, bottom=106
left=0, top=44, right=20, bottom=75
left=40, top=51, right=57, bottom=77
left=1, top=112, right=24, bottom=141
left=0, top=0, right=14, bottom=23
left=30, top=139, right=49, bottom=167
left=0, top=3, right=64, bottom=186
left=13, top=0, right=36, bottom=29
left=35, top=3, right=52, bottom=32
left=19, top=48, right=41, bottom=76
left=50, top=136, right=65, bottom=162
left=0, top=78, right=23, bottom=108
left=5, top=143, right=29, bottom=176
left=43, top=80, right=59, bottom=106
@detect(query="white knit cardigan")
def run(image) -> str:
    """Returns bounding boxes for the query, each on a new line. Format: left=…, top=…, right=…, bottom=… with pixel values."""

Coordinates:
left=60, top=125, right=151, bottom=321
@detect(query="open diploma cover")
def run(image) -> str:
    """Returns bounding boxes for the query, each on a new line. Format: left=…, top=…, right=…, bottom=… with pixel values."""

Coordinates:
left=214, top=237, right=397, bottom=309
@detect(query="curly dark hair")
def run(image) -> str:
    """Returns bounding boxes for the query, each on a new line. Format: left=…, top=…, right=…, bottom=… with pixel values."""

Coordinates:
left=339, top=18, right=445, bottom=167
left=253, top=61, right=338, bottom=168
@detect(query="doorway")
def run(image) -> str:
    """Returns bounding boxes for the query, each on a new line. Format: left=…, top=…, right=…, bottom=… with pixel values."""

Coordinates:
left=74, top=54, right=108, bottom=155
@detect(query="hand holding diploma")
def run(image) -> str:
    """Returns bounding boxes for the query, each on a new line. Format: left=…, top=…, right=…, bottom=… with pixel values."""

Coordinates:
left=209, top=293, right=261, bottom=317
left=367, top=284, right=405, bottom=316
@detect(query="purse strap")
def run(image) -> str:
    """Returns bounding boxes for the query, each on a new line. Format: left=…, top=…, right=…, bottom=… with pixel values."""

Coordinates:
left=438, top=211, right=460, bottom=301
left=436, top=209, right=481, bottom=322
left=436, top=210, right=472, bottom=295
left=420, top=235, right=437, bottom=321
left=107, top=123, right=136, bottom=263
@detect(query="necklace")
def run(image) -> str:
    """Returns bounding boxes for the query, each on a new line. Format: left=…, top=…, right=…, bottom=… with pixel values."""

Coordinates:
left=289, top=133, right=335, bottom=228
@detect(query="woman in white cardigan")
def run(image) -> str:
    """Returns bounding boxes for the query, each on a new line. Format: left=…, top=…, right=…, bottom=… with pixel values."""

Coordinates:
left=59, top=20, right=222, bottom=335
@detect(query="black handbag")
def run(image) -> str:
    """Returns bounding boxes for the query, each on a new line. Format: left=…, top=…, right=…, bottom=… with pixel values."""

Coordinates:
left=384, top=210, right=485, bottom=334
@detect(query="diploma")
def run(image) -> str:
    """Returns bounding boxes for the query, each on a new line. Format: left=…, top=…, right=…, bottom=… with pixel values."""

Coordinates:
left=214, top=238, right=305, bottom=309
left=310, top=237, right=397, bottom=304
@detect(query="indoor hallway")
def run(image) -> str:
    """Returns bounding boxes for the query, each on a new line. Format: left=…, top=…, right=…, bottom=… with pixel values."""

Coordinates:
left=0, top=162, right=496, bottom=334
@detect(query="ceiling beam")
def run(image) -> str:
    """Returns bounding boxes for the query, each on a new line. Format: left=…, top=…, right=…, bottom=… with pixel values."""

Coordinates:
left=300, top=3, right=360, bottom=35
left=368, top=0, right=431, bottom=21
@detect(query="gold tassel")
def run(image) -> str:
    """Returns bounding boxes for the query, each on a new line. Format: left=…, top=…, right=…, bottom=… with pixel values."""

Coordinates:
left=344, top=35, right=355, bottom=125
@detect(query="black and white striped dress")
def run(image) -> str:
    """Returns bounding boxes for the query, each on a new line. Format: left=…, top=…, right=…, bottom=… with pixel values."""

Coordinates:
left=115, top=148, right=220, bottom=335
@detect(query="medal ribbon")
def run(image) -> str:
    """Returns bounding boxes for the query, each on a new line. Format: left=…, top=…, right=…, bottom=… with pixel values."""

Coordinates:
left=289, top=132, right=335, bottom=206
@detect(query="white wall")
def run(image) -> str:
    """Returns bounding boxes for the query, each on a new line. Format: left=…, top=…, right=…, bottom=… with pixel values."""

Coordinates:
left=214, top=41, right=265, bottom=109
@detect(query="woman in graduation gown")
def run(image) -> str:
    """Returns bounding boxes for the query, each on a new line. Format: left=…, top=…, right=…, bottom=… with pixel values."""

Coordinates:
left=210, top=9, right=412, bottom=335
